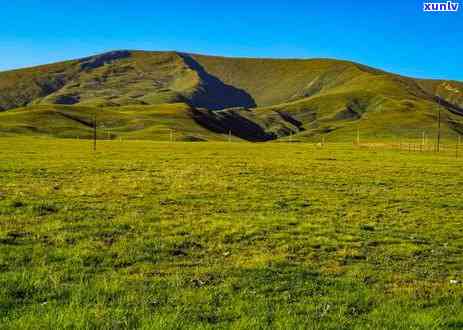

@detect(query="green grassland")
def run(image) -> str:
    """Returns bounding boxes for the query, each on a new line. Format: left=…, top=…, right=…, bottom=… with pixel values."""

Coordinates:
left=1, top=138, right=463, bottom=328
left=1, top=51, right=463, bottom=328
left=0, top=104, right=233, bottom=141
left=0, top=101, right=461, bottom=143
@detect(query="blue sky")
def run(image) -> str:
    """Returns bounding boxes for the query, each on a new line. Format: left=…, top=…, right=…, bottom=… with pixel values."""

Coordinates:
left=1, top=0, right=461, bottom=80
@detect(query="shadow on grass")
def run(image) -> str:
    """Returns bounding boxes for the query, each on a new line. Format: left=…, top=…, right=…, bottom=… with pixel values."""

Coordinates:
left=179, top=53, right=257, bottom=110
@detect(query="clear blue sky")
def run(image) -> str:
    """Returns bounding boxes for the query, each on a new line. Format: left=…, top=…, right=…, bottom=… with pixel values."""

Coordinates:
left=1, top=0, right=461, bottom=80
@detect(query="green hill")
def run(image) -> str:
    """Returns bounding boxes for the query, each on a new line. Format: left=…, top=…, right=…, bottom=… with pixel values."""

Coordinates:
left=0, top=50, right=462, bottom=141
left=0, top=104, right=231, bottom=141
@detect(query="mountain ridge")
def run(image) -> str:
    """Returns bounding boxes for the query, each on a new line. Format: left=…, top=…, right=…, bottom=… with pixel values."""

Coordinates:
left=0, top=50, right=462, bottom=142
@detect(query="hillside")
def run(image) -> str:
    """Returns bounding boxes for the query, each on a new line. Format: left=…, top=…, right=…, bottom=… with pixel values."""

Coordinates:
left=0, top=50, right=462, bottom=141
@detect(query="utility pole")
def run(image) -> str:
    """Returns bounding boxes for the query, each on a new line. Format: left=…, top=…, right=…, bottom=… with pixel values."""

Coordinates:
left=93, top=114, right=97, bottom=152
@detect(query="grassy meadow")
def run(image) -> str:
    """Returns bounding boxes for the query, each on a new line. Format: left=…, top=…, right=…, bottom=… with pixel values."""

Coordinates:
left=1, top=137, right=463, bottom=329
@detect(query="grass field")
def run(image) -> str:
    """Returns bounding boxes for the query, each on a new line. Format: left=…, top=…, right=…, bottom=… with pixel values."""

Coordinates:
left=1, top=138, right=463, bottom=329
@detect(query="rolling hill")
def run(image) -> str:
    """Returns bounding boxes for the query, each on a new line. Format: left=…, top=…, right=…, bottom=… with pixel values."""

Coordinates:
left=0, top=50, right=462, bottom=142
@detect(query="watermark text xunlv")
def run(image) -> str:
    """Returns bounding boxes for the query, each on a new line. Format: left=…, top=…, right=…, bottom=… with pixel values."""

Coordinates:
left=423, top=1, right=459, bottom=11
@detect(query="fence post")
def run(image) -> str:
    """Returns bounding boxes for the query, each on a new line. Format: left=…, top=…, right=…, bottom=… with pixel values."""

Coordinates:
left=422, top=132, right=425, bottom=152
left=457, top=136, right=460, bottom=158
left=437, top=107, right=441, bottom=152
left=93, top=114, right=97, bottom=152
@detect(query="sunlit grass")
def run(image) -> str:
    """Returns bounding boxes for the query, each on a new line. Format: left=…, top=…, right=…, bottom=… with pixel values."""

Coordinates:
left=0, top=138, right=462, bottom=328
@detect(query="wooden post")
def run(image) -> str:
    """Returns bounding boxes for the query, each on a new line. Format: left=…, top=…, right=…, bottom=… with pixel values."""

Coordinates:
left=93, top=114, right=97, bottom=152
left=422, top=132, right=425, bottom=152
left=170, top=129, right=173, bottom=143
left=457, top=136, right=460, bottom=158
left=437, top=106, right=441, bottom=153
left=357, top=128, right=360, bottom=146
left=229, top=130, right=232, bottom=143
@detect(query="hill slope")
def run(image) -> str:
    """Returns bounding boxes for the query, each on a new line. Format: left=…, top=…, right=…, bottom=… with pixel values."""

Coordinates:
left=0, top=50, right=462, bottom=141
